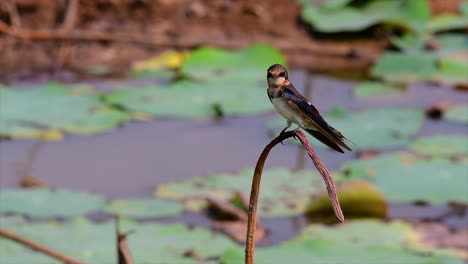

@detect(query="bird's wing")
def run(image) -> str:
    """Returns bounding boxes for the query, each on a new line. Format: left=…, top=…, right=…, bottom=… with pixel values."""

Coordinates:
left=281, top=84, right=351, bottom=152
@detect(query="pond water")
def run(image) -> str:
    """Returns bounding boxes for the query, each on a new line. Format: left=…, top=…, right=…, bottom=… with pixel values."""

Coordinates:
left=1, top=70, right=467, bottom=245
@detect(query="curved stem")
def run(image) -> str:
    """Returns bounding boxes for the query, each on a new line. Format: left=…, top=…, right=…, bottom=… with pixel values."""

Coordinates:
left=245, top=130, right=295, bottom=264
left=245, top=129, right=344, bottom=264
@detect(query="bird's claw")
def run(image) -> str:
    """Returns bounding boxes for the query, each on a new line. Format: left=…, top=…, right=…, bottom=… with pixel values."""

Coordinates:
left=292, top=127, right=300, bottom=140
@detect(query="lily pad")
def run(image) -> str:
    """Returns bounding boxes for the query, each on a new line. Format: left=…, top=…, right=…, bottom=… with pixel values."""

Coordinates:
left=106, top=44, right=284, bottom=119
left=371, top=52, right=437, bottom=83
left=104, top=198, right=184, bottom=218
left=353, top=81, right=404, bottom=97
left=268, top=107, right=424, bottom=150
left=0, top=217, right=239, bottom=264
left=428, top=14, right=468, bottom=33
left=106, top=77, right=272, bottom=118
left=0, top=188, right=106, bottom=218
left=376, top=159, right=468, bottom=204
left=301, top=0, right=430, bottom=33
left=180, top=44, right=285, bottom=81
left=432, top=59, right=468, bottom=87
left=0, top=83, right=129, bottom=139
left=341, top=152, right=421, bottom=180
left=155, top=167, right=333, bottom=217
left=341, top=153, right=468, bottom=204
left=444, top=104, right=468, bottom=124
left=123, top=220, right=239, bottom=263
left=435, top=34, right=468, bottom=56
left=306, top=180, right=388, bottom=220
left=410, top=135, right=468, bottom=157
left=130, top=50, right=187, bottom=78
left=222, top=220, right=464, bottom=264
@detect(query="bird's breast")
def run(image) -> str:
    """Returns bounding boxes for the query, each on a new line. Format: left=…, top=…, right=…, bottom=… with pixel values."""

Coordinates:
left=271, top=97, right=304, bottom=126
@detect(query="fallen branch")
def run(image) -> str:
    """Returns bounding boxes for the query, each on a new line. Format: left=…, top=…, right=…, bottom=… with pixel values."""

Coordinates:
left=245, top=129, right=344, bottom=264
left=0, top=228, right=86, bottom=264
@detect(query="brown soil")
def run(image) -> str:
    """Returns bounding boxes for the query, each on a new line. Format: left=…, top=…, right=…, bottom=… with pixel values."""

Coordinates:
left=0, top=0, right=462, bottom=80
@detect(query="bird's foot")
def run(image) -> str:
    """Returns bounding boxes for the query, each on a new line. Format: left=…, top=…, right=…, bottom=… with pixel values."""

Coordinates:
left=292, top=127, right=300, bottom=140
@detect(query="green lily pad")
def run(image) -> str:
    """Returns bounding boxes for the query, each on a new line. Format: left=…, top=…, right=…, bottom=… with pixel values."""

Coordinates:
left=0, top=217, right=239, bottom=264
left=341, top=153, right=468, bottom=204
left=428, top=14, right=468, bottom=33
left=180, top=44, right=285, bottom=81
left=268, top=107, right=424, bottom=150
left=410, top=135, right=468, bottom=157
left=444, top=104, right=468, bottom=124
left=106, top=77, right=272, bottom=118
left=0, top=83, right=129, bottom=139
left=104, top=198, right=184, bottom=218
left=435, top=34, right=468, bottom=55
left=432, top=59, right=468, bottom=87
left=106, top=44, right=283, bottom=119
left=0, top=188, right=106, bottom=218
left=155, top=167, right=335, bottom=217
left=341, top=152, right=421, bottom=180
left=300, top=0, right=430, bottom=33
left=306, top=180, right=388, bottom=220
left=353, top=81, right=404, bottom=97
left=123, top=220, right=239, bottom=263
left=371, top=52, right=437, bottom=83
left=376, top=159, right=468, bottom=204
left=222, top=220, right=464, bottom=264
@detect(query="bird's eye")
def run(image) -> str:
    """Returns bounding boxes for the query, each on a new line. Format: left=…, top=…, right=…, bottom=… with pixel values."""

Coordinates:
left=267, top=72, right=273, bottom=78
left=278, top=72, right=285, bottom=77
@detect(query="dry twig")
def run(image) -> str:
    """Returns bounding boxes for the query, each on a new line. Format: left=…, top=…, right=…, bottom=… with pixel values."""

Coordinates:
left=245, top=129, right=344, bottom=264
left=0, top=228, right=86, bottom=264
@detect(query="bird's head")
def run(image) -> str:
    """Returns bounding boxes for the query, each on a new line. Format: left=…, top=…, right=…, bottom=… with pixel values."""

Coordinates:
left=267, top=64, right=289, bottom=88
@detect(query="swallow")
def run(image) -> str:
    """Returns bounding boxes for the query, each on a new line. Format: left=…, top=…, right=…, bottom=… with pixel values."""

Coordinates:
left=267, top=64, right=351, bottom=153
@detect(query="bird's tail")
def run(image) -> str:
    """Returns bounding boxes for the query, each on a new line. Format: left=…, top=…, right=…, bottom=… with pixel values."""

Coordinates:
left=304, top=127, right=351, bottom=153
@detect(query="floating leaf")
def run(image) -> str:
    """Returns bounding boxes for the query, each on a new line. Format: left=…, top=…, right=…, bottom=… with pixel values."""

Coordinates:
left=222, top=220, right=464, bottom=264
left=434, top=34, right=468, bottom=59
left=0, top=217, right=239, bottom=264
left=428, top=14, right=468, bottom=33
left=410, top=135, right=468, bottom=157
left=156, top=167, right=330, bottom=217
left=0, top=188, right=106, bottom=218
left=0, top=83, right=129, bottom=139
left=61, top=106, right=129, bottom=135
left=432, top=59, right=468, bottom=87
left=300, top=0, right=430, bottom=33
left=132, top=50, right=188, bottom=72
left=341, top=152, right=421, bottom=180
left=371, top=52, right=437, bottom=83
left=376, top=159, right=468, bottom=204
left=106, top=44, right=284, bottom=118
left=269, top=107, right=424, bottom=150
left=180, top=44, right=285, bottom=81
left=130, top=50, right=187, bottom=78
left=444, top=104, right=468, bottom=124
left=341, top=153, right=468, bottom=204
left=306, top=180, right=388, bottom=220
left=353, top=81, right=403, bottom=97
left=106, top=77, right=272, bottom=118
left=104, top=198, right=184, bottom=218
left=123, top=220, right=239, bottom=263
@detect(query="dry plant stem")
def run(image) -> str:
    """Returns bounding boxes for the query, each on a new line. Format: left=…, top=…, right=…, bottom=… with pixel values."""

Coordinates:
left=245, top=129, right=344, bottom=264
left=245, top=130, right=296, bottom=264
left=295, top=130, right=344, bottom=222
left=0, top=228, right=86, bottom=264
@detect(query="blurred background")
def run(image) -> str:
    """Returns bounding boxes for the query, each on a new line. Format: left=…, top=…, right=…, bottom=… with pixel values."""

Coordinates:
left=0, top=0, right=467, bottom=263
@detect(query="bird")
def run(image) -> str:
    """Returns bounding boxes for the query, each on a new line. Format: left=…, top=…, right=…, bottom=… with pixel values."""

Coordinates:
left=266, top=64, right=351, bottom=153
